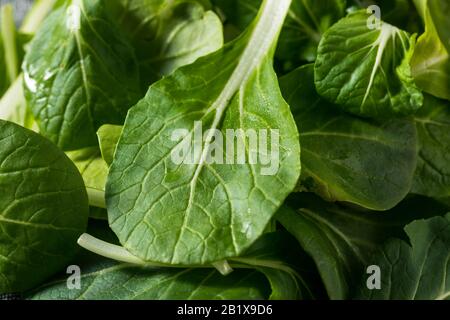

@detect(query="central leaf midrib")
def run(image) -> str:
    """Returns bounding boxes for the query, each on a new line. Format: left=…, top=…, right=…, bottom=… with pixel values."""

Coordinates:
left=170, top=0, right=293, bottom=263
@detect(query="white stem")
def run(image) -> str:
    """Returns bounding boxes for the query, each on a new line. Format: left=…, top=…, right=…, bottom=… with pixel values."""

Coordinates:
left=78, top=234, right=235, bottom=275
left=78, top=233, right=147, bottom=265
left=212, top=260, right=234, bottom=276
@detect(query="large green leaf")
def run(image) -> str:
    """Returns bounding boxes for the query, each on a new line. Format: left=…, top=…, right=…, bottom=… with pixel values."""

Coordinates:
left=108, top=0, right=223, bottom=88
left=315, top=10, right=423, bottom=118
left=412, top=95, right=450, bottom=198
left=29, top=265, right=270, bottom=300
left=355, top=213, right=450, bottom=300
left=411, top=0, right=450, bottom=101
left=0, top=120, right=89, bottom=294
left=22, top=0, right=141, bottom=151
left=281, top=64, right=417, bottom=210
left=277, top=193, right=448, bottom=299
left=349, top=0, right=420, bottom=33
left=27, top=229, right=321, bottom=300
left=213, top=0, right=346, bottom=65
left=229, top=232, right=325, bottom=300
left=427, top=0, right=450, bottom=52
left=106, top=0, right=300, bottom=265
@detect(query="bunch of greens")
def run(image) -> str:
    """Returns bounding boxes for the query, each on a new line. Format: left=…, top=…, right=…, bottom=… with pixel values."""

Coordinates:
left=0, top=0, right=448, bottom=300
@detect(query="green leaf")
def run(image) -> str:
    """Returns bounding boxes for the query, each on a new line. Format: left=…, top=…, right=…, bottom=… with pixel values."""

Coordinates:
left=22, top=0, right=141, bottom=151
left=280, top=64, right=417, bottom=210
left=212, top=0, right=346, bottom=65
left=229, top=232, right=325, bottom=300
left=29, top=266, right=271, bottom=300
left=315, top=10, right=423, bottom=118
left=412, top=95, right=450, bottom=198
left=0, top=120, right=89, bottom=294
left=106, top=0, right=300, bottom=265
left=109, top=0, right=223, bottom=88
left=27, top=228, right=321, bottom=300
left=350, top=0, right=420, bottom=33
left=427, top=0, right=450, bottom=52
left=355, top=213, right=450, bottom=300
left=277, top=193, right=448, bottom=299
left=66, top=146, right=108, bottom=209
left=67, top=147, right=108, bottom=192
left=97, top=124, right=122, bottom=166
left=0, top=76, right=37, bottom=130
left=411, top=0, right=450, bottom=101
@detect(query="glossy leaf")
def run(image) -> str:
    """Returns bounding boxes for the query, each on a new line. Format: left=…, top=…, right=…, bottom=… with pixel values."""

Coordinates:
left=0, top=120, right=89, bottom=293
left=67, top=147, right=108, bottom=193
left=277, top=193, right=448, bottom=299
left=213, top=0, right=346, bottom=65
left=411, top=0, right=450, bottom=101
left=315, top=10, right=423, bottom=118
left=281, top=64, right=417, bottom=210
left=106, top=0, right=300, bottom=265
left=97, top=124, right=122, bottom=166
left=412, top=95, right=450, bottom=198
left=29, top=266, right=270, bottom=300
left=23, top=0, right=141, bottom=150
left=27, top=230, right=319, bottom=300
left=108, top=0, right=223, bottom=87
left=229, top=232, right=325, bottom=300
left=0, top=76, right=37, bottom=130
left=355, top=213, right=450, bottom=300
left=427, top=0, right=450, bottom=52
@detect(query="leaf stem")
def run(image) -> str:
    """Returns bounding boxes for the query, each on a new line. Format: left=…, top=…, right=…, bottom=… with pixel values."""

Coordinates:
left=1, top=4, right=19, bottom=84
left=78, top=233, right=146, bottom=265
left=78, top=234, right=237, bottom=275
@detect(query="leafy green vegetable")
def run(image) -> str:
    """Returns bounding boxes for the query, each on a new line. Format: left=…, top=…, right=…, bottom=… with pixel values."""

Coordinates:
left=23, top=0, right=141, bottom=151
left=355, top=213, right=450, bottom=300
left=30, top=266, right=271, bottom=300
left=278, top=193, right=449, bottom=299
left=349, top=0, right=420, bottom=33
left=108, top=0, right=223, bottom=88
left=315, top=10, right=423, bottom=118
left=28, top=230, right=323, bottom=300
left=228, top=232, right=325, bottom=300
left=411, top=0, right=450, bottom=101
left=66, top=147, right=108, bottom=209
left=427, top=0, right=450, bottom=52
left=0, top=120, right=89, bottom=293
left=281, top=64, right=417, bottom=210
left=412, top=95, right=450, bottom=198
left=97, top=124, right=122, bottom=166
left=213, top=0, right=346, bottom=67
left=106, top=0, right=300, bottom=265
left=2, top=0, right=450, bottom=302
